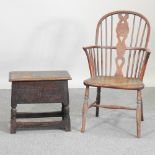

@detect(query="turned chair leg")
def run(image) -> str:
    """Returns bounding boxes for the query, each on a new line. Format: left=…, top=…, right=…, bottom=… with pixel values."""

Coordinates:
left=81, top=86, right=89, bottom=133
left=136, top=90, right=142, bottom=138
left=96, top=87, right=101, bottom=117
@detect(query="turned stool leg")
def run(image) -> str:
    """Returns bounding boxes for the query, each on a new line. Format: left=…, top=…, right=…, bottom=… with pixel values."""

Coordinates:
left=10, top=102, right=17, bottom=134
left=81, top=86, right=89, bottom=133
left=96, top=87, right=101, bottom=117
left=136, top=90, right=142, bottom=138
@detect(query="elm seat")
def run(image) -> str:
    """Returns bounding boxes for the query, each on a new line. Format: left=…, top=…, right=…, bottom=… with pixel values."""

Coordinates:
left=84, top=76, right=144, bottom=90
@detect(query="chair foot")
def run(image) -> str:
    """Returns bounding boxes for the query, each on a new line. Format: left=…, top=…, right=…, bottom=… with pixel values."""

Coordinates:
left=96, top=107, right=99, bottom=117
left=141, top=102, right=144, bottom=121
left=81, top=86, right=89, bottom=133
left=95, top=87, right=101, bottom=117
left=136, top=90, right=142, bottom=138
left=81, top=128, right=85, bottom=133
left=136, top=106, right=141, bottom=138
left=81, top=100, right=88, bottom=133
left=96, top=111, right=99, bottom=117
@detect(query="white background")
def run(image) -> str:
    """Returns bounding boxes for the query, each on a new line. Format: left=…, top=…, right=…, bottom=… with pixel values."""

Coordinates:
left=0, top=0, right=154, bottom=88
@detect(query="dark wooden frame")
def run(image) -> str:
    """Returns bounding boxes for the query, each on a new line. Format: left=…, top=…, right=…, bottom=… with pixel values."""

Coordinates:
left=10, top=72, right=71, bottom=133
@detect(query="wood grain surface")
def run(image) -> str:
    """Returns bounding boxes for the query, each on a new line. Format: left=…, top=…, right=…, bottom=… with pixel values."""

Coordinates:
left=9, top=71, right=72, bottom=81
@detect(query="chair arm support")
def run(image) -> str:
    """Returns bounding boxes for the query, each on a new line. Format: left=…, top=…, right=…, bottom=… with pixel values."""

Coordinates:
left=139, top=48, right=151, bottom=80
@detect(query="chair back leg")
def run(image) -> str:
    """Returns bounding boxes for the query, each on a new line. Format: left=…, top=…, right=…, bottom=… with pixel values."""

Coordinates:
left=96, top=87, right=101, bottom=117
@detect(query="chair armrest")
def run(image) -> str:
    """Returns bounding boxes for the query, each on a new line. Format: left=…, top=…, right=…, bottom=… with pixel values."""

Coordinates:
left=83, top=46, right=151, bottom=52
left=83, top=45, right=116, bottom=51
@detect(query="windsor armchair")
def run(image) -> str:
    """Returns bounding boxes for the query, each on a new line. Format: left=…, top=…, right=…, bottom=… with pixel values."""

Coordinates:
left=81, top=10, right=151, bottom=138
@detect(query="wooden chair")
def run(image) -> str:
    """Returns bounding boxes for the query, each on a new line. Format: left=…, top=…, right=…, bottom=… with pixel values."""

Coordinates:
left=81, top=10, right=151, bottom=138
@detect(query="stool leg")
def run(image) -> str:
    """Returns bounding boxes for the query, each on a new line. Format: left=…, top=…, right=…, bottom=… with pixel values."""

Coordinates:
left=64, top=104, right=70, bottom=131
left=96, top=87, right=101, bottom=117
left=10, top=103, right=17, bottom=134
left=81, top=86, right=89, bottom=133
left=62, top=104, right=65, bottom=120
left=136, top=90, right=142, bottom=138
left=63, top=81, right=71, bottom=131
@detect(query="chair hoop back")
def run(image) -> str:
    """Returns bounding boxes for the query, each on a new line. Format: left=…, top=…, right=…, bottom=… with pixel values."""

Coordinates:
left=84, top=10, right=151, bottom=79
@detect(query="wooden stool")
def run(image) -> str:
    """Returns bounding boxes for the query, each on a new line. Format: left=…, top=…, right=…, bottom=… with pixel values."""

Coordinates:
left=9, top=71, right=72, bottom=133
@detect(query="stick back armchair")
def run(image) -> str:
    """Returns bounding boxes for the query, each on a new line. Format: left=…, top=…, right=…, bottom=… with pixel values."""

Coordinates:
left=81, top=10, right=151, bottom=138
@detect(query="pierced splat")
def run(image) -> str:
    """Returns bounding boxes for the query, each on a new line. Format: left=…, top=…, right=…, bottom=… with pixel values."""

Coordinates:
left=115, top=14, right=129, bottom=77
